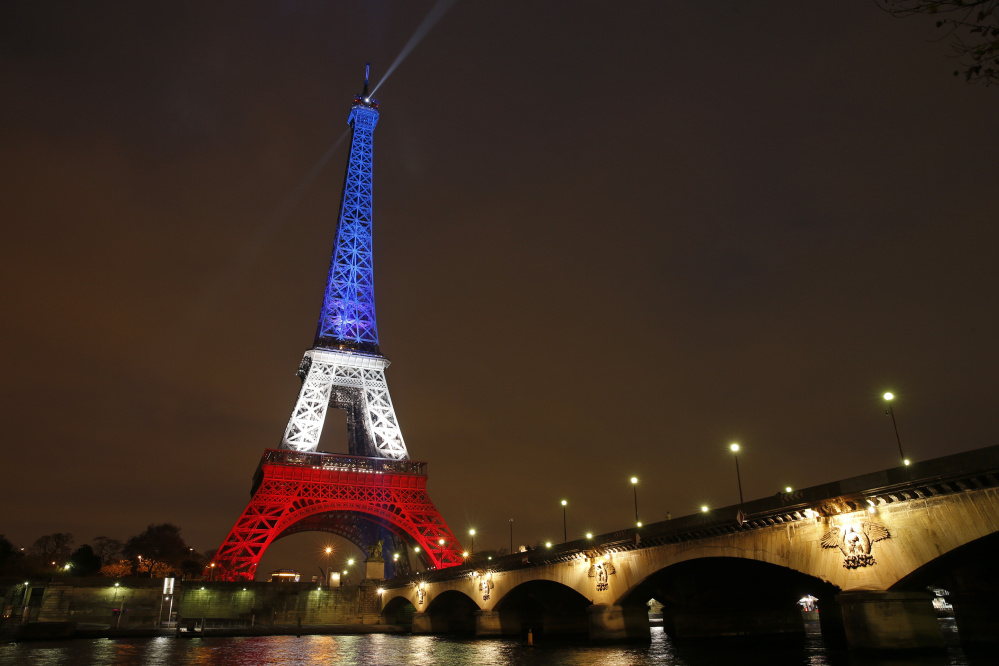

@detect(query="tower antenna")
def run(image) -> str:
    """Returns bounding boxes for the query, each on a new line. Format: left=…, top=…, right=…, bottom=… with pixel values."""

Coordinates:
left=362, top=63, right=370, bottom=98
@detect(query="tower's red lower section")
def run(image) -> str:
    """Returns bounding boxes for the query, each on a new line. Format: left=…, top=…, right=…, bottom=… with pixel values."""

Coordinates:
left=212, top=449, right=463, bottom=581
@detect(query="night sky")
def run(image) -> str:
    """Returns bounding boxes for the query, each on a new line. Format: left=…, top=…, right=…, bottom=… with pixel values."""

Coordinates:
left=3, top=2, right=997, bottom=576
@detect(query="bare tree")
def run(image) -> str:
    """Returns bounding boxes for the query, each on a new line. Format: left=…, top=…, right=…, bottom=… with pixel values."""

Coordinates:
left=92, top=536, right=124, bottom=564
left=30, top=533, right=74, bottom=565
left=124, top=524, right=189, bottom=576
left=880, top=0, right=999, bottom=85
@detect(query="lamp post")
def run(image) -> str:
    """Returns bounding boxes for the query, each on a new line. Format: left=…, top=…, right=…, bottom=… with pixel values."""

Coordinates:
left=508, top=519, right=513, bottom=554
left=630, top=477, right=640, bottom=526
left=730, top=443, right=744, bottom=504
left=321, top=546, right=333, bottom=587
left=438, top=538, right=445, bottom=566
left=883, top=392, right=909, bottom=465
left=561, top=500, right=568, bottom=542
left=468, top=529, right=476, bottom=553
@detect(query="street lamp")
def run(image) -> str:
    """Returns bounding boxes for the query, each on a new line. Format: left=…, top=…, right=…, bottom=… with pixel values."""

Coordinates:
left=468, top=528, right=476, bottom=553
left=883, top=392, right=909, bottom=465
left=730, top=443, right=744, bottom=504
left=630, top=477, right=640, bottom=526
left=319, top=546, right=334, bottom=587
left=561, top=500, right=568, bottom=542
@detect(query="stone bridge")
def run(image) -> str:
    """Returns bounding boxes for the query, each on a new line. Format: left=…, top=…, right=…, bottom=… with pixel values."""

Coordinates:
left=380, top=445, right=999, bottom=651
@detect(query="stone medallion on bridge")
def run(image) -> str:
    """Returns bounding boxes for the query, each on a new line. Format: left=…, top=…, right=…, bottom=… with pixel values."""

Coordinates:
left=821, top=521, right=890, bottom=568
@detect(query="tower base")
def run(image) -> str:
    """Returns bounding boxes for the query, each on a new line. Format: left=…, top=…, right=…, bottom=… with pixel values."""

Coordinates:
left=211, top=449, right=463, bottom=581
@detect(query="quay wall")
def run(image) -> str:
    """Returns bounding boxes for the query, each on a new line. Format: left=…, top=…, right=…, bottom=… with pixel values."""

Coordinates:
left=1, top=577, right=382, bottom=631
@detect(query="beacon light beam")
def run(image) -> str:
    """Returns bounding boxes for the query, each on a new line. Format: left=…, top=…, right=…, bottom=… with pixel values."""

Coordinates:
left=370, top=0, right=458, bottom=96
left=188, top=127, right=351, bottom=324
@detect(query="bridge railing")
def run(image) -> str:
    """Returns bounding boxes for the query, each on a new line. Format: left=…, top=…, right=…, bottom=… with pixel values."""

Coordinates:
left=259, top=448, right=428, bottom=476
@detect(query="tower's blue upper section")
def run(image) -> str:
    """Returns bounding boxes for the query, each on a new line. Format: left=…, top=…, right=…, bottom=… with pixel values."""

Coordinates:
left=314, top=84, right=381, bottom=353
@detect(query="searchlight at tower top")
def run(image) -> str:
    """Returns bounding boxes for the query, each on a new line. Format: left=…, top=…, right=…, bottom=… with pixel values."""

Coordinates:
left=355, top=62, right=378, bottom=109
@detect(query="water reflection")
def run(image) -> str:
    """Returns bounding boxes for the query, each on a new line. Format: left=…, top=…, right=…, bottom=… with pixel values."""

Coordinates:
left=0, top=624, right=976, bottom=666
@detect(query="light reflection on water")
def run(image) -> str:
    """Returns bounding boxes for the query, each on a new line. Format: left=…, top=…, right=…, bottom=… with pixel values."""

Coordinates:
left=0, top=624, right=975, bottom=666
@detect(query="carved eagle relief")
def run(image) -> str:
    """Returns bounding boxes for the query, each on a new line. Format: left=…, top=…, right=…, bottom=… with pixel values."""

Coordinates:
left=587, top=561, right=616, bottom=591
left=586, top=561, right=616, bottom=577
left=820, top=522, right=890, bottom=568
left=478, top=575, right=494, bottom=600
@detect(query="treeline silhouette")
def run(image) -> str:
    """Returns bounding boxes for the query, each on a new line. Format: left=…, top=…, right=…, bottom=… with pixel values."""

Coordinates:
left=0, top=525, right=215, bottom=579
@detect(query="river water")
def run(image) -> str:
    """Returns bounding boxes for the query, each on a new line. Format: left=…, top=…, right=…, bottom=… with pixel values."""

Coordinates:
left=0, top=623, right=981, bottom=665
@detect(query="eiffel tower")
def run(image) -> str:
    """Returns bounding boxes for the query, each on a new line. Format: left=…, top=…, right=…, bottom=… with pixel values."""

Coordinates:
left=212, top=66, right=463, bottom=581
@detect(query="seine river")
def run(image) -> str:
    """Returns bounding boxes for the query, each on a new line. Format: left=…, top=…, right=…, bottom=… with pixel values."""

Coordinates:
left=0, top=623, right=982, bottom=665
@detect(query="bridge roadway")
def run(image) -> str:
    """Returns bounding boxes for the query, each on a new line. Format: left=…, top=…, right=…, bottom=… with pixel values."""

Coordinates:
left=379, top=444, right=999, bottom=652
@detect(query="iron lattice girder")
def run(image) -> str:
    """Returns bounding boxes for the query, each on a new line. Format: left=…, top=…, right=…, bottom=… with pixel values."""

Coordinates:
left=316, top=103, right=379, bottom=350
left=213, top=450, right=464, bottom=581
left=280, top=348, right=408, bottom=458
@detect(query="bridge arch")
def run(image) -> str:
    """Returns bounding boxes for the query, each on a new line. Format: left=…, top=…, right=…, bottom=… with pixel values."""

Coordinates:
left=888, top=530, right=999, bottom=650
left=419, top=589, right=480, bottom=634
left=381, top=595, right=418, bottom=628
left=492, top=579, right=592, bottom=639
left=890, top=531, right=999, bottom=590
left=618, top=556, right=840, bottom=642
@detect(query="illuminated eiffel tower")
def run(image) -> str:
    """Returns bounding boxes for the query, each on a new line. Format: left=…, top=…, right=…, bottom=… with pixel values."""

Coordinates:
left=212, top=66, right=462, bottom=581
